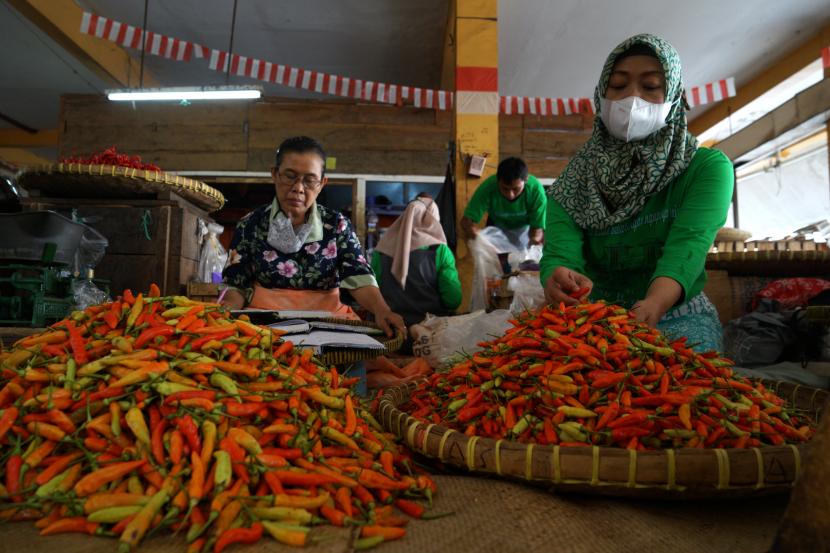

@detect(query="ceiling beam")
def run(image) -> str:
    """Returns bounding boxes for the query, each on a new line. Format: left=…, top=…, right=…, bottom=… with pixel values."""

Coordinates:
left=7, top=0, right=158, bottom=88
left=717, top=76, right=830, bottom=161
left=0, top=129, right=58, bottom=147
left=689, top=22, right=830, bottom=136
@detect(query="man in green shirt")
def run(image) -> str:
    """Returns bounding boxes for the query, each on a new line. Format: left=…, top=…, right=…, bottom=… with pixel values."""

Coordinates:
left=461, top=157, right=547, bottom=249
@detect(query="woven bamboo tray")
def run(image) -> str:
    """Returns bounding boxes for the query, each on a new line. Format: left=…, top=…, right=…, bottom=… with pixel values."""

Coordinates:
left=379, top=379, right=828, bottom=499
left=17, top=163, right=225, bottom=212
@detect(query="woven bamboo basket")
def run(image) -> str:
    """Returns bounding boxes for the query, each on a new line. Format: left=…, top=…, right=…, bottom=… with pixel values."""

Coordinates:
left=379, top=379, right=828, bottom=499
left=17, top=163, right=225, bottom=212
left=301, top=318, right=404, bottom=366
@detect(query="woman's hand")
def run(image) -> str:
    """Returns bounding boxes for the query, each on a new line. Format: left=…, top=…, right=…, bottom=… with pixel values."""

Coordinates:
left=631, top=297, right=666, bottom=327
left=632, top=277, right=683, bottom=328
left=543, top=266, right=593, bottom=305
left=219, top=288, right=245, bottom=310
left=349, top=285, right=407, bottom=337
left=373, top=308, right=407, bottom=338
left=528, top=227, right=544, bottom=246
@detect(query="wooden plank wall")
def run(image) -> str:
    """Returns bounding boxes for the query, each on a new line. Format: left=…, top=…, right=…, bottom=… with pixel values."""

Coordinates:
left=60, top=95, right=592, bottom=178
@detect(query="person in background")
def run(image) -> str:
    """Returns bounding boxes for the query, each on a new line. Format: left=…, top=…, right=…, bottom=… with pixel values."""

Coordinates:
left=541, top=34, right=734, bottom=351
left=461, top=157, right=547, bottom=248
left=371, top=193, right=462, bottom=329
left=220, top=135, right=405, bottom=337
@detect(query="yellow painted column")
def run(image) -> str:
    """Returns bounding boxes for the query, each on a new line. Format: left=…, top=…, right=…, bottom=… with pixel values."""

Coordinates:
left=453, top=0, right=498, bottom=311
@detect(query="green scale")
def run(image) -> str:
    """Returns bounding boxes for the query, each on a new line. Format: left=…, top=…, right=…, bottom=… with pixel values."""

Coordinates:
left=0, top=211, right=108, bottom=327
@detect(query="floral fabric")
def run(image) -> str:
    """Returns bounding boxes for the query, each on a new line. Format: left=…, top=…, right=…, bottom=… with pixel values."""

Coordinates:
left=657, top=293, right=723, bottom=352
left=223, top=201, right=376, bottom=299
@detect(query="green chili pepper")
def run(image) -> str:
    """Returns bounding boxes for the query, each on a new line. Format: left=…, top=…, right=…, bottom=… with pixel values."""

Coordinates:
left=722, top=419, right=749, bottom=437
left=153, top=382, right=199, bottom=395
left=213, top=451, right=232, bottom=488
left=447, top=398, right=467, bottom=413
left=88, top=505, right=144, bottom=523
left=35, top=469, right=69, bottom=497
left=510, top=414, right=532, bottom=436
left=558, top=405, right=597, bottom=418
left=64, top=358, right=77, bottom=390
left=209, top=373, right=239, bottom=397
left=558, top=421, right=587, bottom=442
left=663, top=429, right=696, bottom=439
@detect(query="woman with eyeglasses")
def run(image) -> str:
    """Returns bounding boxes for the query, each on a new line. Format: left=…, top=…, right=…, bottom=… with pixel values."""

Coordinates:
left=220, top=136, right=406, bottom=337
left=541, top=35, right=734, bottom=352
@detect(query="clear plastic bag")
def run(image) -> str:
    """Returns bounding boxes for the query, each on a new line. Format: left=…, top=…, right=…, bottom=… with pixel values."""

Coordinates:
left=72, top=279, right=109, bottom=311
left=507, top=273, right=546, bottom=314
left=73, top=226, right=108, bottom=275
left=196, top=220, right=228, bottom=284
left=468, top=235, right=503, bottom=312
left=410, top=309, right=514, bottom=368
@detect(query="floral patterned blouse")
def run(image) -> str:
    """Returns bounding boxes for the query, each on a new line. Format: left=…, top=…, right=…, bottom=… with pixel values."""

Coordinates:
left=223, top=200, right=376, bottom=301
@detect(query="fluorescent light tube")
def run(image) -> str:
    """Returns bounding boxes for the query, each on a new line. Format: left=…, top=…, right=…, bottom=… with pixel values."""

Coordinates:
left=107, top=86, right=262, bottom=101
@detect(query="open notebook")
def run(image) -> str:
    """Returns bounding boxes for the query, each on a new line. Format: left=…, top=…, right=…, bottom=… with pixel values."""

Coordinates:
left=282, top=330, right=385, bottom=354
left=269, top=319, right=384, bottom=336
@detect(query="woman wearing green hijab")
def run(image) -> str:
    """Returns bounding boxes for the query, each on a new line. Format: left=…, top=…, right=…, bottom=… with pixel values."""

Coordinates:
left=540, top=34, right=734, bottom=352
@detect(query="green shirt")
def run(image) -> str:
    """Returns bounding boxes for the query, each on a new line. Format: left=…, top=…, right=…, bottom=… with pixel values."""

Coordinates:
left=463, top=174, right=547, bottom=230
left=540, top=147, right=733, bottom=307
left=371, top=243, right=462, bottom=309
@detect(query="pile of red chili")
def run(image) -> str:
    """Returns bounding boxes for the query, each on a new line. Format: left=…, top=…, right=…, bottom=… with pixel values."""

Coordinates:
left=0, top=286, right=436, bottom=551
left=405, top=301, right=815, bottom=450
left=60, top=146, right=162, bottom=172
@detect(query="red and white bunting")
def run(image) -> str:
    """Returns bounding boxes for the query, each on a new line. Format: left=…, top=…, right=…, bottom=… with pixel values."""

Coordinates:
left=203, top=52, right=451, bottom=108
left=80, top=12, right=204, bottom=62
left=685, top=77, right=736, bottom=109
left=80, top=11, right=747, bottom=116
left=499, top=96, right=594, bottom=116
left=822, top=46, right=830, bottom=69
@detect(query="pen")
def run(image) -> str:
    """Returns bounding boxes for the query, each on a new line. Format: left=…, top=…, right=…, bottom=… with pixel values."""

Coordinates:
left=216, top=285, right=229, bottom=304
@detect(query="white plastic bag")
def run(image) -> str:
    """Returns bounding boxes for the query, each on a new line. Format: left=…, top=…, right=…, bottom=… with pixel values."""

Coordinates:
left=410, top=309, right=513, bottom=368
left=468, top=235, right=503, bottom=312
left=507, top=273, right=546, bottom=314
left=479, top=226, right=524, bottom=253
left=196, top=220, right=228, bottom=284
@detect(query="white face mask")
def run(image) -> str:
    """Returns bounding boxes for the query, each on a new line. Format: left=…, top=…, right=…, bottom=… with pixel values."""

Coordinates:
left=600, top=96, right=673, bottom=142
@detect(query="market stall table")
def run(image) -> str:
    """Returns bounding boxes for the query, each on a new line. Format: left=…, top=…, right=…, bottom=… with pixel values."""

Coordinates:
left=0, top=474, right=786, bottom=553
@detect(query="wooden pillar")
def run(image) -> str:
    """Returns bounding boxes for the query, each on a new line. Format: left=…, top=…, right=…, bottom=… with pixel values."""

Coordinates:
left=825, top=58, right=829, bottom=205
left=453, top=0, right=499, bottom=311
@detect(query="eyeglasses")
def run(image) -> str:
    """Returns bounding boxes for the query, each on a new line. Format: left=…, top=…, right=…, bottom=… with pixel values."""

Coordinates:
left=277, top=171, right=322, bottom=191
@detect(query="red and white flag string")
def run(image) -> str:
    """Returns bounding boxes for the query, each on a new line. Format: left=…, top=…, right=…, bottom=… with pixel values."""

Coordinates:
left=685, top=77, right=736, bottom=109
left=81, top=12, right=745, bottom=114
left=822, top=46, right=830, bottom=69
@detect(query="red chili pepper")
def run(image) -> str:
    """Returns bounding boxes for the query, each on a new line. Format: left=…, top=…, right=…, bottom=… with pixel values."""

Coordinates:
left=64, top=320, right=89, bottom=365
left=177, top=415, right=201, bottom=453
left=6, top=454, right=23, bottom=500
left=134, top=326, right=175, bottom=348
left=0, top=406, right=19, bottom=441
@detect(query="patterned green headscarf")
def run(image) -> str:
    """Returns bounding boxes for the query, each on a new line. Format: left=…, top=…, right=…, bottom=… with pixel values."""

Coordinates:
left=549, top=34, right=698, bottom=230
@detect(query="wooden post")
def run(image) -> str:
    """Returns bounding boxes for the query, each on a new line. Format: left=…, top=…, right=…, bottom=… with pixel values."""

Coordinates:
left=453, top=0, right=499, bottom=311
left=353, top=178, right=367, bottom=246
left=826, top=60, right=829, bottom=212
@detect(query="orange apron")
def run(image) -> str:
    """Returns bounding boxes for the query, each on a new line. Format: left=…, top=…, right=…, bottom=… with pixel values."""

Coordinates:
left=249, top=284, right=360, bottom=320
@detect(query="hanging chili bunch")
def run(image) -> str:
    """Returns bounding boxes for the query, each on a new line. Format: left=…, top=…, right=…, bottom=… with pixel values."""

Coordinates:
left=0, top=286, right=437, bottom=551
left=405, top=301, right=816, bottom=450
